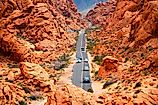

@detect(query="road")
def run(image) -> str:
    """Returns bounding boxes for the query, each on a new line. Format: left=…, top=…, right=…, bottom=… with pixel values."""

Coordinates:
left=72, top=29, right=92, bottom=91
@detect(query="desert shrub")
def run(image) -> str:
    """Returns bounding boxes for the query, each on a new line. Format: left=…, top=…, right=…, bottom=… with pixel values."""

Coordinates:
left=19, top=101, right=27, bottom=105
left=95, top=71, right=98, bottom=76
left=54, top=53, right=71, bottom=70
left=102, top=80, right=117, bottom=89
left=92, top=55, right=105, bottom=65
left=147, top=46, right=153, bottom=51
left=134, top=82, right=142, bottom=89
left=87, top=88, right=94, bottom=93
left=124, top=57, right=129, bottom=63
left=28, top=95, right=44, bottom=100
left=87, top=38, right=96, bottom=51
left=7, top=63, right=19, bottom=68
left=58, top=53, right=70, bottom=62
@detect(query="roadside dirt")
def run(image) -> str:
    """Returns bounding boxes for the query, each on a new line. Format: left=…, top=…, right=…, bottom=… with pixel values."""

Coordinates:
left=57, top=52, right=76, bottom=85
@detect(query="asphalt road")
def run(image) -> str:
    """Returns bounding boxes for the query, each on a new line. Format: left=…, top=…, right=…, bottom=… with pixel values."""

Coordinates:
left=72, top=29, right=92, bottom=91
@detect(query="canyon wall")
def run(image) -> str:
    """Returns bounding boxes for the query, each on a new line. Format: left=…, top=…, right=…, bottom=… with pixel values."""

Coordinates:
left=0, top=0, right=87, bottom=64
left=86, top=0, right=158, bottom=104
left=87, top=0, right=158, bottom=78
left=0, top=0, right=91, bottom=105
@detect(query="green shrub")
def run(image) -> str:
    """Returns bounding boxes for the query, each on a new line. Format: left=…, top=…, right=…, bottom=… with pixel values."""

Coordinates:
left=23, top=86, right=30, bottom=93
left=55, top=53, right=71, bottom=70
left=147, top=46, right=153, bottom=51
left=5, top=79, right=14, bottom=83
left=7, top=64, right=19, bottom=68
left=95, top=71, right=98, bottom=76
left=134, top=82, right=141, bottom=89
left=19, top=101, right=27, bottom=105
left=102, top=80, right=116, bottom=89
left=58, top=53, right=70, bottom=62
left=93, top=55, right=105, bottom=65
left=18, top=83, right=30, bottom=93
left=87, top=39, right=96, bottom=51
left=87, top=88, right=94, bottom=93
left=124, top=57, right=129, bottom=63
left=28, top=95, right=37, bottom=100
left=85, top=29, right=90, bottom=34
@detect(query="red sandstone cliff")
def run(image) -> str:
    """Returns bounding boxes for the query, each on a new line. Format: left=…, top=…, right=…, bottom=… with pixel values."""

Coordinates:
left=87, top=0, right=158, bottom=76
left=0, top=0, right=91, bottom=104
left=0, top=0, right=87, bottom=64
left=86, top=0, right=158, bottom=104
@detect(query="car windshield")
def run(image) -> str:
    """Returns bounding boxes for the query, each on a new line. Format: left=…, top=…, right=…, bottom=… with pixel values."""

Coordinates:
left=85, top=58, right=88, bottom=61
left=85, top=66, right=89, bottom=68
left=77, top=58, right=81, bottom=60
left=84, top=77, right=89, bottom=80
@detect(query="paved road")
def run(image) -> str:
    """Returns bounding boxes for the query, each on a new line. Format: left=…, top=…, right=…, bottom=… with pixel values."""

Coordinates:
left=72, top=29, right=92, bottom=91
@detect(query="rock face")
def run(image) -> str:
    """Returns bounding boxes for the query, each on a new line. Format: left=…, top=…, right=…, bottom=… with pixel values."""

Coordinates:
left=0, top=58, right=95, bottom=105
left=0, top=0, right=87, bottom=63
left=86, top=1, right=116, bottom=25
left=86, top=0, right=158, bottom=104
left=0, top=0, right=95, bottom=105
left=87, top=0, right=158, bottom=76
left=98, top=57, right=118, bottom=78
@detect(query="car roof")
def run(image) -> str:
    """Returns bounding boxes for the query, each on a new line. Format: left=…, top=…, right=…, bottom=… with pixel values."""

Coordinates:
left=84, top=76, right=89, bottom=79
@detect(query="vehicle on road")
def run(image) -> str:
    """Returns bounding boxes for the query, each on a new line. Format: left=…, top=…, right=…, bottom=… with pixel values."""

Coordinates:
left=84, top=58, right=88, bottom=62
left=83, top=65, right=89, bottom=71
left=81, top=47, right=85, bottom=51
left=83, top=76, right=90, bottom=83
left=76, top=58, right=82, bottom=63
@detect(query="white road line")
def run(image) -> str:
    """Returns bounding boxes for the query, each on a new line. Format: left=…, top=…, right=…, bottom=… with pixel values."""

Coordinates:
left=80, top=31, right=83, bottom=88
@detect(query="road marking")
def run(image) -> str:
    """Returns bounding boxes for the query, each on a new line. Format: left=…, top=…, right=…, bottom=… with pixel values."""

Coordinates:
left=80, top=31, right=83, bottom=88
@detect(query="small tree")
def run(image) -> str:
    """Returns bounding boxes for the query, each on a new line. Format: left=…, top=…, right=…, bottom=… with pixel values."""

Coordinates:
left=87, top=88, right=94, bottom=93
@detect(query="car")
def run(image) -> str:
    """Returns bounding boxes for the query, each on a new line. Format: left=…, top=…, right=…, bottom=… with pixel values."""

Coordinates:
left=83, top=76, right=90, bottom=83
left=76, top=58, right=82, bottom=63
left=84, top=58, right=88, bottom=62
left=83, top=65, right=89, bottom=71
left=81, top=47, right=85, bottom=51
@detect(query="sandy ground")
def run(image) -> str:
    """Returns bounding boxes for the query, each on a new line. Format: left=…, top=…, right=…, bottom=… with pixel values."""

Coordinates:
left=58, top=52, right=76, bottom=85
left=87, top=52, right=106, bottom=95
left=30, top=97, right=47, bottom=105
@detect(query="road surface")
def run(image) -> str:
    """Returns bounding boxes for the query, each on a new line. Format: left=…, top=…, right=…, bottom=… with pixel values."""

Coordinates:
left=72, top=29, right=92, bottom=91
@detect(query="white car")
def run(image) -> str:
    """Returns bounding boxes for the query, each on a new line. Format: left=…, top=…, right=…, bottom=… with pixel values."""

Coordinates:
left=83, top=76, right=90, bottom=83
left=76, top=58, right=82, bottom=63
left=84, top=58, right=88, bottom=62
left=83, top=65, right=89, bottom=71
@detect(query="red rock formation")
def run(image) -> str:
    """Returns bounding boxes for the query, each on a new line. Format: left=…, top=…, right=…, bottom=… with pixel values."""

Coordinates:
left=87, top=0, right=158, bottom=75
left=98, top=57, right=118, bottom=78
left=0, top=0, right=93, bottom=105
left=0, top=58, right=96, bottom=105
left=86, top=0, right=158, bottom=104
left=86, top=1, right=116, bottom=25
left=0, top=0, right=87, bottom=63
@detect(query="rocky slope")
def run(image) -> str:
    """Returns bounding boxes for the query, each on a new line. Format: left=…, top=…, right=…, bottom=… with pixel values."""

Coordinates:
left=86, top=0, right=158, bottom=104
left=0, top=0, right=158, bottom=104
left=0, top=0, right=92, bottom=104
left=0, top=58, right=96, bottom=105
left=0, top=0, right=87, bottom=64
left=86, top=0, right=116, bottom=25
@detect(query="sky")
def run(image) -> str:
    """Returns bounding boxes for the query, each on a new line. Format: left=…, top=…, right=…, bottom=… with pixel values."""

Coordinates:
left=74, top=0, right=106, bottom=11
